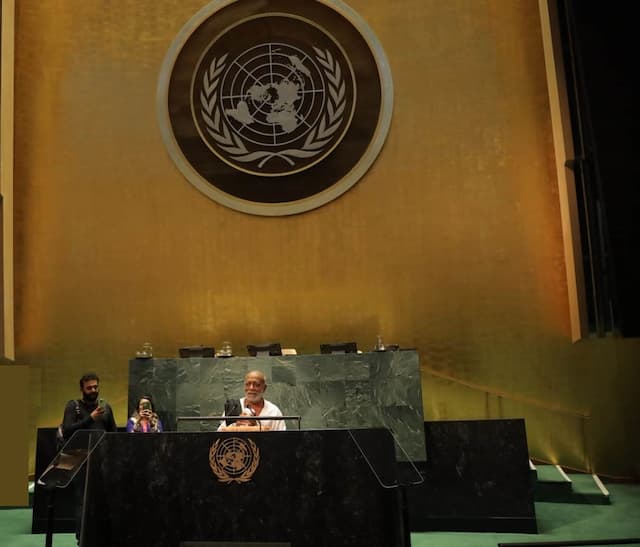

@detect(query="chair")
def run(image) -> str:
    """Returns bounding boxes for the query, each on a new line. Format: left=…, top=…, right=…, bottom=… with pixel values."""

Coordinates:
left=319, top=342, right=358, bottom=354
left=246, top=343, right=282, bottom=356
left=178, top=346, right=215, bottom=358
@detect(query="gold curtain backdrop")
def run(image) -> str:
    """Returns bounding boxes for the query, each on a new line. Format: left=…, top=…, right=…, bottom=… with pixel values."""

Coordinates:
left=11, top=0, right=640, bottom=478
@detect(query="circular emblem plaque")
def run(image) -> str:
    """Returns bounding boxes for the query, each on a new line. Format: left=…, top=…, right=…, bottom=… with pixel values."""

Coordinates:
left=209, top=437, right=259, bottom=483
left=158, top=0, right=393, bottom=216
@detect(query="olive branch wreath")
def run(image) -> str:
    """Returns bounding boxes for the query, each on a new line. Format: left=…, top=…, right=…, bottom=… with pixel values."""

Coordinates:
left=209, top=438, right=259, bottom=484
left=199, top=47, right=346, bottom=169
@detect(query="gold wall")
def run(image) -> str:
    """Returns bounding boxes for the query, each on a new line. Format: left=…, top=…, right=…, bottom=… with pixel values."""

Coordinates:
left=13, top=0, right=640, bottom=478
left=0, top=365, right=28, bottom=505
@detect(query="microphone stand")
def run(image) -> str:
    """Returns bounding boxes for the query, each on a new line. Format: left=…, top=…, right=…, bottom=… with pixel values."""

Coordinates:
left=43, top=484, right=56, bottom=547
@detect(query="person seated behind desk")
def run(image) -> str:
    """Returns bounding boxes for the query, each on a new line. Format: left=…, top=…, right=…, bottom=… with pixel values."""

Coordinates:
left=218, top=370, right=286, bottom=431
left=126, top=395, right=163, bottom=433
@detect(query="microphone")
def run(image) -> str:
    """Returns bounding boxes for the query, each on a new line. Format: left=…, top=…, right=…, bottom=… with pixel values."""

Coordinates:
left=243, top=405, right=258, bottom=427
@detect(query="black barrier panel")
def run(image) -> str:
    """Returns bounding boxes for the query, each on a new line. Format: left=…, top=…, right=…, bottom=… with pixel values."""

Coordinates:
left=82, top=429, right=406, bottom=547
left=405, top=419, right=537, bottom=533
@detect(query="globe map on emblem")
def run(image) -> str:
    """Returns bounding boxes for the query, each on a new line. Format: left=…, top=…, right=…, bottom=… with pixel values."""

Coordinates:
left=197, top=31, right=354, bottom=177
left=216, top=437, right=253, bottom=474
left=220, top=43, right=326, bottom=147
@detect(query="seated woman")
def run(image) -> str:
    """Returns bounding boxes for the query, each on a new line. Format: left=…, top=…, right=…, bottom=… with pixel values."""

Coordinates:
left=126, top=395, right=163, bottom=433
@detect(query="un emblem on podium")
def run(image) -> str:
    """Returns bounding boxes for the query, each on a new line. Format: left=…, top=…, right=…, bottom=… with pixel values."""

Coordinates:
left=209, top=437, right=260, bottom=483
left=158, top=0, right=393, bottom=216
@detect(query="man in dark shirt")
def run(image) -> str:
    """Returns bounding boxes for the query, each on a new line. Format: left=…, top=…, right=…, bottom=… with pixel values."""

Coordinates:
left=62, top=372, right=117, bottom=440
left=61, top=372, right=117, bottom=544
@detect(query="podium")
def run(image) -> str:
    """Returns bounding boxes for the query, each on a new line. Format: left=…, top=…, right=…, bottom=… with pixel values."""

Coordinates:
left=81, top=429, right=407, bottom=546
left=36, top=430, right=106, bottom=547
left=32, top=426, right=127, bottom=533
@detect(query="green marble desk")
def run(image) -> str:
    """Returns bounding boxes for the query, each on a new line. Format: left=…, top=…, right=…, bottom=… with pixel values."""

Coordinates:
left=128, top=350, right=425, bottom=460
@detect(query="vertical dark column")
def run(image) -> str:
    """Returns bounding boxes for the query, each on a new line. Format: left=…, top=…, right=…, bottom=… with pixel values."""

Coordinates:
left=559, top=0, right=640, bottom=336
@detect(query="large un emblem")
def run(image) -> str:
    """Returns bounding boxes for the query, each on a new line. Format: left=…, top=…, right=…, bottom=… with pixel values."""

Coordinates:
left=158, top=0, right=393, bottom=215
left=209, top=437, right=260, bottom=483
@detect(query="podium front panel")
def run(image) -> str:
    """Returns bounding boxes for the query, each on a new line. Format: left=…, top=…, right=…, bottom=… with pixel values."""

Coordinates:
left=82, top=429, right=404, bottom=547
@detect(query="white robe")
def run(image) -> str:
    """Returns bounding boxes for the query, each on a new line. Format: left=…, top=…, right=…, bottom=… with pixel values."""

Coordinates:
left=218, top=397, right=286, bottom=431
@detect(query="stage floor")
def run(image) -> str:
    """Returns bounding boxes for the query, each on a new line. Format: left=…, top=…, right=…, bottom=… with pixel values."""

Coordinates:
left=2, top=481, right=639, bottom=547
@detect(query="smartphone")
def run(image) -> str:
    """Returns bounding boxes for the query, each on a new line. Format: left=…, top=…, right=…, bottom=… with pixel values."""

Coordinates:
left=141, top=401, right=152, bottom=411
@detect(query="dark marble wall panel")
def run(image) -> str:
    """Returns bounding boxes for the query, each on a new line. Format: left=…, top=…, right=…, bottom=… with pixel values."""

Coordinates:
left=405, top=418, right=537, bottom=533
left=129, top=350, right=425, bottom=460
